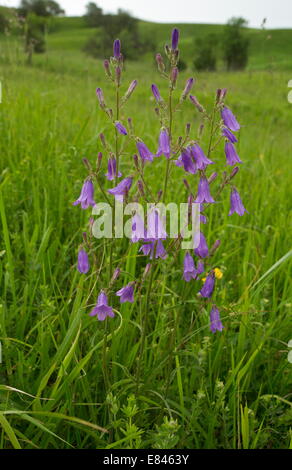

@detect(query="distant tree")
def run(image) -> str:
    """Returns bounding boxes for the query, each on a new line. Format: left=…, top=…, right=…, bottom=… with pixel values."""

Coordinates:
left=178, top=58, right=187, bottom=71
left=223, top=17, right=249, bottom=70
left=84, top=9, right=156, bottom=60
left=84, top=2, right=103, bottom=27
left=0, top=13, right=9, bottom=33
left=18, top=0, right=65, bottom=18
left=23, top=12, right=46, bottom=64
left=193, top=34, right=217, bottom=71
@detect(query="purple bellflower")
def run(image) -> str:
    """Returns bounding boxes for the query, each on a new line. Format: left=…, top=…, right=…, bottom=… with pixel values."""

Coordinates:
left=222, top=127, right=238, bottom=143
left=171, top=28, right=179, bottom=50
left=113, top=39, right=121, bottom=59
left=140, top=240, right=167, bottom=260
left=176, top=148, right=197, bottom=174
left=152, top=84, right=162, bottom=102
left=146, top=209, right=167, bottom=240
left=221, top=106, right=240, bottom=132
left=183, top=252, right=197, bottom=282
left=125, top=80, right=137, bottom=99
left=115, top=121, right=128, bottom=135
left=156, top=129, right=171, bottom=159
left=116, top=283, right=135, bottom=304
left=131, top=213, right=146, bottom=243
left=210, top=305, right=224, bottom=333
left=89, top=292, right=115, bottom=321
left=77, top=249, right=90, bottom=274
left=195, top=177, right=215, bottom=204
left=194, top=232, right=209, bottom=259
left=182, top=78, right=194, bottom=99
left=199, top=272, right=215, bottom=298
left=225, top=142, right=242, bottom=166
left=229, top=188, right=248, bottom=216
left=108, top=177, right=133, bottom=202
left=136, top=141, right=154, bottom=162
left=105, top=158, right=122, bottom=181
left=190, top=144, right=214, bottom=170
left=196, top=260, right=205, bottom=275
left=73, top=180, right=95, bottom=209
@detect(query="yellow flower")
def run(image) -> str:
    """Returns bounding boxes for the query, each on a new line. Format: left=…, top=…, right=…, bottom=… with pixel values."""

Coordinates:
left=214, top=268, right=223, bottom=280
left=202, top=268, right=223, bottom=282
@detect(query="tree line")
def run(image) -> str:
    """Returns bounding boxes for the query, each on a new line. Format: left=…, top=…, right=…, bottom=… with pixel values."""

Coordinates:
left=0, top=0, right=250, bottom=70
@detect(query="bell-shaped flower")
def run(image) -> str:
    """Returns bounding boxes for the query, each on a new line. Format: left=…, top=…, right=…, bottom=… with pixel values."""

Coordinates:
left=108, top=177, right=133, bottom=202
left=229, top=188, right=248, bottom=216
left=183, top=252, right=197, bottom=282
left=190, top=144, right=214, bottom=170
left=89, top=292, right=115, bottom=321
left=116, top=283, right=135, bottom=304
left=225, top=142, right=242, bottom=166
left=195, top=177, right=215, bottom=204
left=221, top=106, right=240, bottom=132
left=156, top=129, right=171, bottom=159
left=105, top=158, right=122, bottom=181
left=199, top=272, right=215, bottom=298
left=194, top=232, right=209, bottom=258
left=73, top=180, right=95, bottom=209
left=77, top=249, right=90, bottom=274
left=210, top=305, right=224, bottom=333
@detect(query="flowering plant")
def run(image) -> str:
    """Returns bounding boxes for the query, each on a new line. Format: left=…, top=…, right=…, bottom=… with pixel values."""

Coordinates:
left=73, top=28, right=247, bottom=396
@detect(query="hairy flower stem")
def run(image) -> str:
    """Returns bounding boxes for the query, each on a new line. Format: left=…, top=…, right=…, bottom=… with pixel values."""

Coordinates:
left=207, top=104, right=218, bottom=159
left=110, top=86, right=121, bottom=278
left=135, top=243, right=157, bottom=396
left=162, top=88, right=174, bottom=202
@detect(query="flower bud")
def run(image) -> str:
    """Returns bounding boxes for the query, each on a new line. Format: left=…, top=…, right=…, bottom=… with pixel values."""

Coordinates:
left=171, top=28, right=180, bottom=50
left=133, top=154, right=139, bottom=170
left=107, top=108, right=113, bottom=120
left=99, top=133, right=106, bottom=148
left=113, top=39, right=121, bottom=59
left=156, top=53, right=165, bottom=73
left=96, top=88, right=105, bottom=108
left=142, top=263, right=152, bottom=281
left=151, top=84, right=162, bottom=102
left=183, top=178, right=191, bottom=192
left=190, top=95, right=205, bottom=113
left=157, top=190, right=163, bottom=201
left=125, top=80, right=137, bottom=99
left=103, top=59, right=111, bottom=77
left=97, top=152, right=103, bottom=171
left=137, top=180, right=145, bottom=197
left=112, top=267, right=121, bottom=283
left=210, top=239, right=221, bottom=255
left=164, top=44, right=171, bottom=57
left=181, top=78, right=194, bottom=100
left=230, top=166, right=239, bottom=180
left=208, top=172, right=218, bottom=184
left=82, top=232, right=87, bottom=243
left=128, top=117, right=134, bottom=133
left=82, top=158, right=91, bottom=171
left=171, top=67, right=178, bottom=87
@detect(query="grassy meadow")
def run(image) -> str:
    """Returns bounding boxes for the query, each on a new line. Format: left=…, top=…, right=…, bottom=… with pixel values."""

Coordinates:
left=0, top=13, right=292, bottom=449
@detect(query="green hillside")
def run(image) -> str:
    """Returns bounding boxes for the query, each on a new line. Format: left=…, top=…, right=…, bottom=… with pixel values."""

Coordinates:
left=1, top=10, right=292, bottom=71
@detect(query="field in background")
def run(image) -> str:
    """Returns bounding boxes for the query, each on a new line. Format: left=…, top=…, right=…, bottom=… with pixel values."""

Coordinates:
left=0, top=11, right=292, bottom=449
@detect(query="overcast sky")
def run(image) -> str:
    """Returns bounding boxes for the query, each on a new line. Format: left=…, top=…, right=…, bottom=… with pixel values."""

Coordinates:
left=2, top=0, right=292, bottom=28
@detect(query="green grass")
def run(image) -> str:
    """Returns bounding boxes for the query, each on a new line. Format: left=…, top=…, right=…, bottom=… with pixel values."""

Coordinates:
left=0, top=18, right=292, bottom=450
